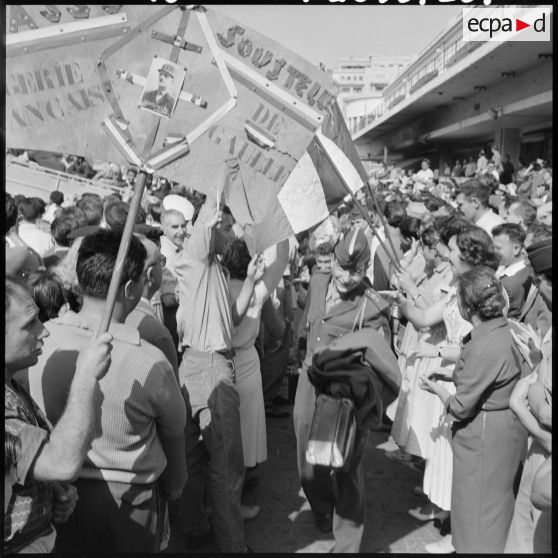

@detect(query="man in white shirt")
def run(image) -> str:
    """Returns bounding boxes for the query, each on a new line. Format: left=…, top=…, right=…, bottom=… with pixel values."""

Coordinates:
left=17, top=198, right=55, bottom=259
left=413, top=159, right=434, bottom=193
left=455, top=179, right=503, bottom=236
left=160, top=209, right=189, bottom=278
left=476, top=149, right=488, bottom=175
left=493, top=223, right=533, bottom=318
left=491, top=144, right=502, bottom=169
left=43, top=191, right=64, bottom=224
left=506, top=201, right=538, bottom=232
left=485, top=161, right=500, bottom=182
left=159, top=207, right=193, bottom=352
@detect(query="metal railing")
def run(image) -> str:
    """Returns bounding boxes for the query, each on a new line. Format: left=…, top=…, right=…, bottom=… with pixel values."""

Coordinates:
left=350, top=18, right=486, bottom=136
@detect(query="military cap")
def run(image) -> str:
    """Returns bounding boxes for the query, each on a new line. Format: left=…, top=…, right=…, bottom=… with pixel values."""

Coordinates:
left=334, top=227, right=370, bottom=271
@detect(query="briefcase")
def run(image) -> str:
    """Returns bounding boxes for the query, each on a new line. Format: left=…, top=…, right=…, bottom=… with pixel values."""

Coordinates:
left=306, top=393, right=356, bottom=470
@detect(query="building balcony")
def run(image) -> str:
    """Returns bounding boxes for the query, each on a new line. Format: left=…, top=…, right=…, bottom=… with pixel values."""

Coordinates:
left=386, top=93, right=406, bottom=110
left=408, top=69, right=439, bottom=94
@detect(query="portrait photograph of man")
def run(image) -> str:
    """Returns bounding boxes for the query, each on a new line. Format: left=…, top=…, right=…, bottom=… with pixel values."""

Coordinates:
left=139, top=58, right=186, bottom=119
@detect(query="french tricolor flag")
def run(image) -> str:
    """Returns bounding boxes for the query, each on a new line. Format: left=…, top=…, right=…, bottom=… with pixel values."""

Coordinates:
left=244, top=101, right=367, bottom=252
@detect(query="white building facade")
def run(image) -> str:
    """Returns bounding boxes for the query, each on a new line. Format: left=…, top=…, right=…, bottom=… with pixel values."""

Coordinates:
left=332, top=55, right=412, bottom=134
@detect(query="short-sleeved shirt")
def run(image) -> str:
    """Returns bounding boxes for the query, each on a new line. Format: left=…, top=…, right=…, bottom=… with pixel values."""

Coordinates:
left=22, top=311, right=186, bottom=485
left=18, top=222, right=55, bottom=259
left=4, top=380, right=54, bottom=553
left=126, top=297, right=179, bottom=379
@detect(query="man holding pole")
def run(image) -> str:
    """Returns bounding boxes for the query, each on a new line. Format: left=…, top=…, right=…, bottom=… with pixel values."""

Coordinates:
left=5, top=279, right=113, bottom=553
left=173, top=160, right=264, bottom=553
left=20, top=229, right=187, bottom=553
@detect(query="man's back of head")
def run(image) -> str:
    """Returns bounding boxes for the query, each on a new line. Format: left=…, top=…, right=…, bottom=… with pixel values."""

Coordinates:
left=76, top=196, right=103, bottom=226
left=105, top=201, right=147, bottom=230
left=51, top=213, right=87, bottom=248
left=17, top=198, right=42, bottom=223
left=524, top=222, right=552, bottom=248
left=383, top=200, right=407, bottom=228
left=50, top=191, right=64, bottom=206
left=5, top=192, right=19, bottom=234
left=105, top=201, right=130, bottom=230
left=76, top=229, right=146, bottom=301
left=508, top=200, right=537, bottom=230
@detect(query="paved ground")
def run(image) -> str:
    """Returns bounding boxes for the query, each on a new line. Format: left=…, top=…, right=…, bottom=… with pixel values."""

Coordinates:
left=167, top=382, right=448, bottom=554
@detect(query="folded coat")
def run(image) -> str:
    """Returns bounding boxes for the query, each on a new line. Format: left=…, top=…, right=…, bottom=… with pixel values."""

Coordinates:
left=309, top=328, right=401, bottom=431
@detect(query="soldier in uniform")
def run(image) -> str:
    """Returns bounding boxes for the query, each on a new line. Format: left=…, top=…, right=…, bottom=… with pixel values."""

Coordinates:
left=293, top=227, right=393, bottom=552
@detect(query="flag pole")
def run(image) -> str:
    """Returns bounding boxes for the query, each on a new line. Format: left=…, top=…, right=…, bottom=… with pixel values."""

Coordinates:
left=96, top=170, right=148, bottom=335
left=344, top=187, right=402, bottom=273
left=362, top=179, right=401, bottom=271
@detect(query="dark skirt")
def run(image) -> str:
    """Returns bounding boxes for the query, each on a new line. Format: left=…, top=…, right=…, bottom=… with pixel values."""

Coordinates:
left=451, top=408, right=527, bottom=553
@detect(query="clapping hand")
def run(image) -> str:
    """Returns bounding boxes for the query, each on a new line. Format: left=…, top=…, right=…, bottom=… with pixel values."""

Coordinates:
left=247, top=254, right=266, bottom=283
left=419, top=374, right=451, bottom=405
left=395, top=269, right=418, bottom=297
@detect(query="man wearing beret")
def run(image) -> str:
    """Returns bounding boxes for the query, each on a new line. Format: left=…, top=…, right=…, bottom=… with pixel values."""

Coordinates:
left=140, top=63, right=177, bottom=118
left=293, top=227, right=392, bottom=551
left=506, top=238, right=552, bottom=553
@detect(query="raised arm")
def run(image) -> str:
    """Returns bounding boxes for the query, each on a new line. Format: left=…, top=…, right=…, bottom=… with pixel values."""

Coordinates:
left=527, top=380, right=552, bottom=430
left=258, top=239, right=290, bottom=302
left=399, top=295, right=446, bottom=329
left=183, top=196, right=220, bottom=262
left=232, top=254, right=265, bottom=326
left=31, top=333, right=113, bottom=482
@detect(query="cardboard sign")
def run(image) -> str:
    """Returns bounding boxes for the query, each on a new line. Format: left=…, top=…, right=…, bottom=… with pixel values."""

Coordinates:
left=7, top=5, right=337, bottom=251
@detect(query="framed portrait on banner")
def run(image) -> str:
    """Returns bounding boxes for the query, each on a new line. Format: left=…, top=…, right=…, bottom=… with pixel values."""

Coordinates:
left=139, top=57, right=186, bottom=119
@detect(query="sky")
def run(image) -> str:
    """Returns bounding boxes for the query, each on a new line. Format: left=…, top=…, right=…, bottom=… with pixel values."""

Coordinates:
left=212, top=5, right=464, bottom=69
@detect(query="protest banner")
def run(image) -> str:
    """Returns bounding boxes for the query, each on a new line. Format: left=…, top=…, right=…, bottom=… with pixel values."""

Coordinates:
left=7, top=5, right=338, bottom=251
left=7, top=4, right=343, bottom=331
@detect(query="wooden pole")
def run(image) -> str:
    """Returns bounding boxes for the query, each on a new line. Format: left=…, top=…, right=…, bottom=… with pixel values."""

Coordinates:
left=96, top=170, right=147, bottom=335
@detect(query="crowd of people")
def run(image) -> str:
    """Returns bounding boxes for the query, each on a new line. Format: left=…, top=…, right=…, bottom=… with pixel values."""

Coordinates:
left=4, top=148, right=552, bottom=554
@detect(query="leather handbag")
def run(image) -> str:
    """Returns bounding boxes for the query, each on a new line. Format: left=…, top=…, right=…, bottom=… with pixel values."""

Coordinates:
left=305, top=393, right=356, bottom=470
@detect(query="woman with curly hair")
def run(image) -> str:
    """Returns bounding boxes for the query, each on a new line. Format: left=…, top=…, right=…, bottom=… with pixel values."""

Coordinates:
left=421, top=266, right=527, bottom=552
left=388, top=225, right=454, bottom=465
left=389, top=216, right=471, bottom=470
left=395, top=225, right=499, bottom=552
left=26, top=270, right=67, bottom=322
